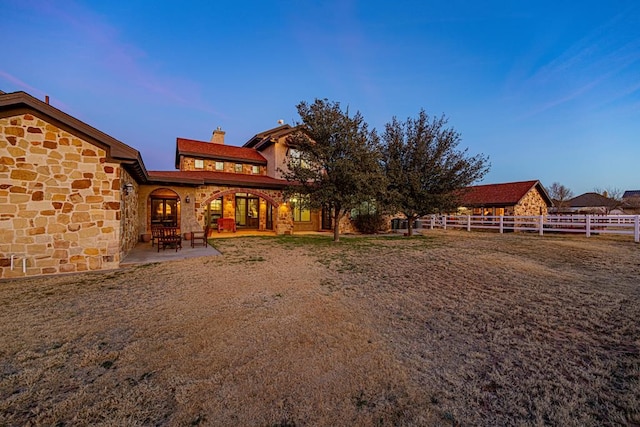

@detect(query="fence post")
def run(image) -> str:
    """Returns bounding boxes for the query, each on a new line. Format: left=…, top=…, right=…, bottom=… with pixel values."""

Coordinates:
left=499, top=216, right=503, bottom=234
left=586, top=214, right=591, bottom=238
left=635, top=215, right=639, bottom=243
left=430, top=215, right=434, bottom=230
left=442, top=215, right=447, bottom=230
left=539, top=215, right=544, bottom=236
left=467, top=215, right=471, bottom=232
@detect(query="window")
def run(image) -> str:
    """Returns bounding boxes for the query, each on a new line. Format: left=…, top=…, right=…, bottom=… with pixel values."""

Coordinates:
left=351, top=200, right=377, bottom=218
left=194, top=159, right=204, bottom=169
left=215, top=161, right=224, bottom=171
left=288, top=148, right=309, bottom=168
left=251, top=165, right=260, bottom=174
left=235, top=163, right=243, bottom=173
left=291, top=194, right=311, bottom=222
left=206, top=198, right=222, bottom=226
left=151, top=198, right=178, bottom=227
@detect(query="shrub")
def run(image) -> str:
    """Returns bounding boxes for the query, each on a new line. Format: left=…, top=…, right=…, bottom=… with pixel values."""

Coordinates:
left=353, top=212, right=386, bottom=234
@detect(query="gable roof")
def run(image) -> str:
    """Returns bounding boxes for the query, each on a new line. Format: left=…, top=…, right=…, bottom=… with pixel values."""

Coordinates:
left=243, top=124, right=300, bottom=150
left=175, top=138, right=267, bottom=168
left=459, top=180, right=552, bottom=207
left=567, top=192, right=618, bottom=208
left=147, top=170, right=288, bottom=189
left=0, top=91, right=148, bottom=182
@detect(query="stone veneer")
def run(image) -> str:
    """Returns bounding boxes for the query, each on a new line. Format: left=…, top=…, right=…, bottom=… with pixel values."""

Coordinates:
left=512, top=187, right=549, bottom=216
left=0, top=113, right=124, bottom=278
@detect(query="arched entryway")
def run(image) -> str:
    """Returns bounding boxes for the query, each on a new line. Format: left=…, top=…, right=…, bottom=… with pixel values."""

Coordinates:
left=202, top=190, right=278, bottom=231
left=149, top=188, right=181, bottom=229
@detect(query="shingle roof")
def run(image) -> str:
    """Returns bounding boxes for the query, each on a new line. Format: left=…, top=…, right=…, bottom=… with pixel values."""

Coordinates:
left=175, top=138, right=267, bottom=168
left=458, top=180, right=552, bottom=207
left=567, top=192, right=617, bottom=207
left=148, top=170, right=288, bottom=189
left=242, top=124, right=302, bottom=150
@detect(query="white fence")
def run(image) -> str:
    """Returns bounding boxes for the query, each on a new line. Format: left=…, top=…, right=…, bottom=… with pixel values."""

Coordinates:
left=418, top=214, right=640, bottom=243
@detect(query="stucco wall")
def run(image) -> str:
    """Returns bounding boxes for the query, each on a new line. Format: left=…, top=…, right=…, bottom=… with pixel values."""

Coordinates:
left=0, top=113, right=122, bottom=278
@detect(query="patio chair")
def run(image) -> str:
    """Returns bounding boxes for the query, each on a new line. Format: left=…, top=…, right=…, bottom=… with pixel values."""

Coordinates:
left=191, top=226, right=208, bottom=248
left=151, top=225, right=163, bottom=246
left=157, top=227, right=182, bottom=252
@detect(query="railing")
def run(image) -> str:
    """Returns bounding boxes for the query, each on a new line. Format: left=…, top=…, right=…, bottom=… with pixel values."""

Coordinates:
left=419, top=214, right=640, bottom=243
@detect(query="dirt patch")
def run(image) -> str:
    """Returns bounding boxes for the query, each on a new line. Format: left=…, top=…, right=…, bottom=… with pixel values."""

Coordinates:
left=0, top=231, right=638, bottom=426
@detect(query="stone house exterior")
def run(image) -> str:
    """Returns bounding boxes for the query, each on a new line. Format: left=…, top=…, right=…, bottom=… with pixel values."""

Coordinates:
left=0, top=91, right=338, bottom=279
left=1, top=91, right=146, bottom=278
left=457, top=180, right=553, bottom=216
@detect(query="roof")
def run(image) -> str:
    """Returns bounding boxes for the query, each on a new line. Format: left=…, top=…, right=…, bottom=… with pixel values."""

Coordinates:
left=147, top=170, right=289, bottom=189
left=175, top=138, right=267, bottom=168
left=567, top=192, right=618, bottom=208
left=242, top=124, right=300, bottom=150
left=623, top=190, right=640, bottom=199
left=458, top=180, right=552, bottom=207
left=0, top=91, right=148, bottom=182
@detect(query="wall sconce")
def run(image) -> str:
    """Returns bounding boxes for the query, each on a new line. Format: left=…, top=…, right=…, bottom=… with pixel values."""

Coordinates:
left=123, top=183, right=134, bottom=195
left=185, top=195, right=190, bottom=203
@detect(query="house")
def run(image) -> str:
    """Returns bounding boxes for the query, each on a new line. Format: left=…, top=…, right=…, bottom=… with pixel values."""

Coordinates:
left=456, top=180, right=553, bottom=216
left=1, top=90, right=332, bottom=278
left=622, top=190, right=640, bottom=214
left=560, top=192, right=625, bottom=215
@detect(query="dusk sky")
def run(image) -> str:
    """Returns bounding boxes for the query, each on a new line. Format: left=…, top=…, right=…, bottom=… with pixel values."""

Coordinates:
left=2, top=0, right=638, bottom=195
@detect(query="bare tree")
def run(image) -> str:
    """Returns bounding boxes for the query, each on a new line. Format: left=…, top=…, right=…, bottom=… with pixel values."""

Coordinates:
left=593, top=187, right=623, bottom=213
left=547, top=182, right=574, bottom=212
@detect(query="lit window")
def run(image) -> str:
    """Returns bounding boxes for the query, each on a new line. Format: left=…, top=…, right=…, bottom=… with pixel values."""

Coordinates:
left=289, top=148, right=309, bottom=168
left=235, top=163, right=243, bottom=173
left=252, top=165, right=260, bottom=174
left=215, top=161, right=224, bottom=171
left=194, top=159, right=204, bottom=169
left=291, top=194, right=311, bottom=222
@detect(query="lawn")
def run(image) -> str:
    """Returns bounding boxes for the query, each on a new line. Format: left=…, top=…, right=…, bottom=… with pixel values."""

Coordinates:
left=0, top=231, right=638, bottom=426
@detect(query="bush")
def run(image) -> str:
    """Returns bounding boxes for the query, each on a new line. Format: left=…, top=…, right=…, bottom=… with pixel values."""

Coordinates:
left=353, top=212, right=386, bottom=234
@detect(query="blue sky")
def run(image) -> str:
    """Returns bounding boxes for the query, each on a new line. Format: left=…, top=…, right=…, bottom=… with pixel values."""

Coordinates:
left=2, top=0, right=639, bottom=195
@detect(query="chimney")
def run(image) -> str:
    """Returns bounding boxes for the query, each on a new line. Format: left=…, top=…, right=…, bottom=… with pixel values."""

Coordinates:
left=210, top=126, right=225, bottom=144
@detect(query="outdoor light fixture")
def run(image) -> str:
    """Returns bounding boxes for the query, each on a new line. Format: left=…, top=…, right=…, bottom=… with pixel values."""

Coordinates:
left=123, top=183, right=134, bottom=195
left=185, top=195, right=191, bottom=203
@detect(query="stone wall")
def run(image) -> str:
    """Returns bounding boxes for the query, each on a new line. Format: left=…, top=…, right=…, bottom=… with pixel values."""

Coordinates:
left=514, top=188, right=549, bottom=216
left=0, top=113, right=122, bottom=278
left=180, top=156, right=266, bottom=175
left=119, top=170, right=139, bottom=259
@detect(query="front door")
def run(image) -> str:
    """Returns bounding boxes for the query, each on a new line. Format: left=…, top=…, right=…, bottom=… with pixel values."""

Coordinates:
left=235, top=195, right=259, bottom=229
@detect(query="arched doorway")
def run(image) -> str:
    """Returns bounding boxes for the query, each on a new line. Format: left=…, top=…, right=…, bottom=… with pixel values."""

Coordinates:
left=203, top=191, right=276, bottom=231
left=149, top=188, right=181, bottom=228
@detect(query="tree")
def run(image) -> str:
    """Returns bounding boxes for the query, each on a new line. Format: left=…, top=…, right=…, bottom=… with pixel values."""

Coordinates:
left=380, top=109, right=489, bottom=236
left=547, top=182, right=574, bottom=213
left=281, top=99, right=385, bottom=242
left=593, top=186, right=623, bottom=213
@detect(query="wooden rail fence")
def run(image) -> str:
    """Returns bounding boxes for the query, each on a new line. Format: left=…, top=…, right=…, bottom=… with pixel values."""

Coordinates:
left=417, top=214, right=640, bottom=243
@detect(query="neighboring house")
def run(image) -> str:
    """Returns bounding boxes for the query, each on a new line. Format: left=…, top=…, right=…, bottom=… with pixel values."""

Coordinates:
left=622, top=190, right=640, bottom=214
left=561, top=192, right=625, bottom=215
left=456, top=180, right=553, bottom=216
left=0, top=90, right=334, bottom=278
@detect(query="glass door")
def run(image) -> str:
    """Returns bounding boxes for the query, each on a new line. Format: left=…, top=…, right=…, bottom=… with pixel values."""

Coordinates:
left=235, top=195, right=259, bottom=229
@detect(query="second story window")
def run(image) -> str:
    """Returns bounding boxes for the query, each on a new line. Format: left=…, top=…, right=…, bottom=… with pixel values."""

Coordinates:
left=235, top=163, right=243, bottom=173
left=215, top=161, right=224, bottom=171
left=251, top=165, right=260, bottom=174
left=194, top=159, right=204, bottom=169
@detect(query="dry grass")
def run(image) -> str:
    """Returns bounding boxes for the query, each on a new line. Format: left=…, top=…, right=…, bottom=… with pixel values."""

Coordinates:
left=1, top=231, right=638, bottom=426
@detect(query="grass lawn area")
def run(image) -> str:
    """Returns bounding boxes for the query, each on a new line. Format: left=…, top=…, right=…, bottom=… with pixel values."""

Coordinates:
left=1, top=230, right=638, bottom=426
